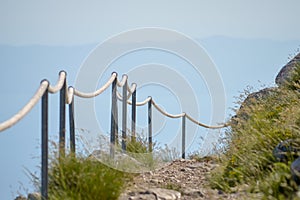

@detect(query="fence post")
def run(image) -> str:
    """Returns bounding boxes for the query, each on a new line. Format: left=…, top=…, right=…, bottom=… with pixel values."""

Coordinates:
left=182, top=114, right=186, bottom=159
left=59, top=71, right=66, bottom=159
left=148, top=97, right=152, bottom=152
left=110, top=73, right=118, bottom=157
left=41, top=82, right=49, bottom=200
left=69, top=92, right=75, bottom=155
left=131, top=88, right=136, bottom=142
left=122, top=76, right=127, bottom=151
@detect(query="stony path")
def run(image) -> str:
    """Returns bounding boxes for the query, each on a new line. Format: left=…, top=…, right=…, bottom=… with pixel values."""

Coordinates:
left=119, top=158, right=253, bottom=200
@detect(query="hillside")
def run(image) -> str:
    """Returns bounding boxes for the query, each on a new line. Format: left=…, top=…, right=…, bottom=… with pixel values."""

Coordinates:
left=209, top=53, right=300, bottom=199
left=122, top=52, right=300, bottom=200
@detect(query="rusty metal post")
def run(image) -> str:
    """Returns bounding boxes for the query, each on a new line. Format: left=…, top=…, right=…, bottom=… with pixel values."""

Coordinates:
left=148, top=97, right=152, bottom=152
left=182, top=114, right=186, bottom=159
left=41, top=82, right=49, bottom=199
left=69, top=92, right=75, bottom=155
left=122, top=77, right=127, bottom=151
left=110, top=73, right=118, bottom=157
left=131, top=88, right=136, bottom=142
left=59, top=71, right=66, bottom=158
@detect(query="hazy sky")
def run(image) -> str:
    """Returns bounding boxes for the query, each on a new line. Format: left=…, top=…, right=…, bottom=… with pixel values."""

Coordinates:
left=1, top=1, right=300, bottom=199
left=0, top=0, right=300, bottom=45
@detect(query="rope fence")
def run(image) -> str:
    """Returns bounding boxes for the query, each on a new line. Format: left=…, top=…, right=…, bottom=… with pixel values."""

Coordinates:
left=0, top=70, right=228, bottom=199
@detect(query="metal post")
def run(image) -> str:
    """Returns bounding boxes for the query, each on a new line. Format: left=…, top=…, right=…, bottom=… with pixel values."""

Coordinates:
left=182, top=114, right=186, bottom=159
left=41, top=84, right=48, bottom=200
left=131, top=89, right=136, bottom=142
left=148, top=97, right=152, bottom=152
left=69, top=93, right=75, bottom=155
left=122, top=77, right=127, bottom=151
left=110, top=74, right=118, bottom=157
left=59, top=72, right=66, bottom=158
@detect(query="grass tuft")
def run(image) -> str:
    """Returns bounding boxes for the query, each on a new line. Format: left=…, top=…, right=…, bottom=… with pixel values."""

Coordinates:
left=48, top=155, right=133, bottom=200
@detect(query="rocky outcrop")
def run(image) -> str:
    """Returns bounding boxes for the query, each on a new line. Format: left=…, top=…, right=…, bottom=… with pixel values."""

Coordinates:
left=273, top=139, right=300, bottom=162
left=275, top=53, right=300, bottom=87
left=14, top=196, right=27, bottom=200
left=272, top=139, right=300, bottom=185
left=233, top=53, right=300, bottom=124
left=241, top=87, right=277, bottom=106
left=232, top=87, right=278, bottom=123
left=291, top=157, right=300, bottom=184
left=14, top=193, right=41, bottom=200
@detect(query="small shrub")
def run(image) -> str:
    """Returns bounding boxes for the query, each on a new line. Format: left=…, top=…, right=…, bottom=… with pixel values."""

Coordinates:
left=126, top=135, right=148, bottom=154
left=48, top=155, right=132, bottom=200
left=157, top=144, right=180, bottom=162
left=258, top=162, right=298, bottom=200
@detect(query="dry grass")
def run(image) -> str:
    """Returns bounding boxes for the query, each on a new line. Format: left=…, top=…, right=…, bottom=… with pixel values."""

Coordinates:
left=210, top=68, right=300, bottom=199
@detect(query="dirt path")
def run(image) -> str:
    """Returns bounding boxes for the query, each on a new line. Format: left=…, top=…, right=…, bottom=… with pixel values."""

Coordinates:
left=119, top=158, right=252, bottom=200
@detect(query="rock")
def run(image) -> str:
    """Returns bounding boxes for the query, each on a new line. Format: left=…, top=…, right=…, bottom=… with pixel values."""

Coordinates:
left=28, top=193, right=41, bottom=200
left=243, top=87, right=277, bottom=104
left=273, top=139, right=300, bottom=162
left=128, top=192, right=156, bottom=200
left=291, top=157, right=300, bottom=184
left=150, top=188, right=181, bottom=200
left=233, top=87, right=278, bottom=123
left=233, top=53, right=300, bottom=125
left=275, top=53, right=300, bottom=87
left=120, top=188, right=181, bottom=200
left=119, top=159, right=248, bottom=199
left=14, top=196, right=27, bottom=200
left=183, top=189, right=204, bottom=198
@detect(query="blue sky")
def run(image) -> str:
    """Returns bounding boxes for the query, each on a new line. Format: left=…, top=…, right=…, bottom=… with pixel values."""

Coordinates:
left=1, top=1, right=300, bottom=199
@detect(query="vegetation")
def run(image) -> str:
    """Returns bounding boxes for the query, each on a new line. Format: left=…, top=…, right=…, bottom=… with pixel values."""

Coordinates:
left=210, top=63, right=300, bottom=199
left=46, top=132, right=164, bottom=199
left=29, top=62, right=300, bottom=200
left=48, top=155, right=133, bottom=200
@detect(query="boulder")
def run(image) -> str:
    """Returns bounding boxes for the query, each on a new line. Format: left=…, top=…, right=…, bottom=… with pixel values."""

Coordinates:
left=232, top=87, right=277, bottom=123
left=27, top=193, right=41, bottom=200
left=273, top=139, right=300, bottom=162
left=233, top=53, right=300, bottom=124
left=275, top=53, right=300, bottom=87
left=241, top=87, right=277, bottom=107
left=291, top=157, right=300, bottom=184
left=14, top=196, right=27, bottom=200
left=119, top=188, right=181, bottom=200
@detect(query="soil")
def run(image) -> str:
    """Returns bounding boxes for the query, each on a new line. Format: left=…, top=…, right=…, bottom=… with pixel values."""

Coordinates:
left=119, top=158, right=256, bottom=200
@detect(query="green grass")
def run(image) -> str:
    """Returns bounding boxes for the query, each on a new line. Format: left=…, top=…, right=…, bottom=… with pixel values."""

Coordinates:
left=48, top=155, right=133, bottom=200
left=283, top=63, right=300, bottom=90
left=210, top=67, right=300, bottom=199
left=46, top=132, right=158, bottom=199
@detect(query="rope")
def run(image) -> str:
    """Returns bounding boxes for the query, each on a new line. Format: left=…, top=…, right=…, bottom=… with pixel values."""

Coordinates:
left=136, top=97, right=152, bottom=106
left=0, top=81, right=49, bottom=131
left=127, top=83, right=137, bottom=94
left=116, top=83, right=137, bottom=101
left=124, top=95, right=228, bottom=128
left=151, top=99, right=185, bottom=118
left=117, top=74, right=128, bottom=87
left=126, top=96, right=152, bottom=106
left=72, top=73, right=117, bottom=98
left=48, top=71, right=66, bottom=94
left=0, top=71, right=228, bottom=132
left=67, top=86, right=74, bottom=104
left=0, top=72, right=117, bottom=132
left=185, top=113, right=228, bottom=129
